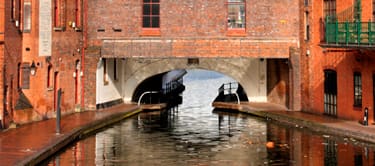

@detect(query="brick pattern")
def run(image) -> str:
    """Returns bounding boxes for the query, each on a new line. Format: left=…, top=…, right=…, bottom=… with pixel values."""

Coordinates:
left=101, top=39, right=296, bottom=58
left=88, top=0, right=299, bottom=40
left=302, top=0, right=375, bottom=122
left=1, top=0, right=84, bottom=127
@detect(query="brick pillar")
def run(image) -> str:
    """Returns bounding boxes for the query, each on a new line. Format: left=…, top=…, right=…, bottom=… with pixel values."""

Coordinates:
left=289, top=47, right=301, bottom=111
left=0, top=44, right=4, bottom=127
left=83, top=46, right=100, bottom=110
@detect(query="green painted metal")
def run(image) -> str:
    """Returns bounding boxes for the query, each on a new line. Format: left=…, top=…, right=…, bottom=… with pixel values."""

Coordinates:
left=324, top=0, right=375, bottom=46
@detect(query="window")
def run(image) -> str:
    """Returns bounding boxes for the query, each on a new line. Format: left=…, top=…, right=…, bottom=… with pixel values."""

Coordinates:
left=227, top=0, right=245, bottom=29
left=142, top=0, right=160, bottom=28
left=354, top=72, right=362, bottom=107
left=304, top=12, right=310, bottom=40
left=75, top=0, right=81, bottom=28
left=323, top=0, right=336, bottom=20
left=23, top=2, right=31, bottom=32
left=21, top=63, right=31, bottom=89
left=304, top=0, right=309, bottom=6
left=324, top=70, right=337, bottom=116
left=54, top=0, right=66, bottom=29
left=373, top=0, right=375, bottom=20
left=11, top=0, right=16, bottom=20
left=47, top=65, right=53, bottom=88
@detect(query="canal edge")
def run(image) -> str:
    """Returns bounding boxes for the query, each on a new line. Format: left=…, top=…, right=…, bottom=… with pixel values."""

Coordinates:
left=239, top=108, right=375, bottom=144
left=20, top=107, right=142, bottom=166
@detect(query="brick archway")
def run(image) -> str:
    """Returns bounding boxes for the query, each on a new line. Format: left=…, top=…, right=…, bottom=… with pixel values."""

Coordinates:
left=120, top=58, right=267, bottom=103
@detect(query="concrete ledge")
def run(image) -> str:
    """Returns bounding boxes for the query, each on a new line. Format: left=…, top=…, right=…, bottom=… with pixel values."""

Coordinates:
left=212, top=102, right=242, bottom=110
left=19, top=106, right=141, bottom=166
left=96, top=99, right=124, bottom=110
left=213, top=102, right=375, bottom=144
left=140, top=103, right=167, bottom=110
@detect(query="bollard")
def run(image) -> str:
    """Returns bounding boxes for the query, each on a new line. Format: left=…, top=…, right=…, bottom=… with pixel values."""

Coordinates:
left=56, top=88, right=62, bottom=134
left=363, top=107, right=369, bottom=126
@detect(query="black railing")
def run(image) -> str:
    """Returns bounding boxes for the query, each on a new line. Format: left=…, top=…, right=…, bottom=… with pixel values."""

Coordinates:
left=163, top=78, right=184, bottom=95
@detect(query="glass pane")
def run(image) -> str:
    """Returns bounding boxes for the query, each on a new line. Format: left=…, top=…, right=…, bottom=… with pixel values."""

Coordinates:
left=143, top=16, right=151, bottom=27
left=144, top=0, right=151, bottom=2
left=23, top=2, right=32, bottom=32
left=228, top=4, right=245, bottom=28
left=151, top=16, right=159, bottom=27
left=152, top=4, right=159, bottom=15
left=143, top=4, right=151, bottom=15
left=152, top=0, right=159, bottom=2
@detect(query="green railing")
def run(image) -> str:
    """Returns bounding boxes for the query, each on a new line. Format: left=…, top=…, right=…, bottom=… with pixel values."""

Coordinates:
left=325, top=19, right=375, bottom=46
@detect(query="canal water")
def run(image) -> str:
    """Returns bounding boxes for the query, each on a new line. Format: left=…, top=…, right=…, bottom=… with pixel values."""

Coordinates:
left=46, top=69, right=375, bottom=166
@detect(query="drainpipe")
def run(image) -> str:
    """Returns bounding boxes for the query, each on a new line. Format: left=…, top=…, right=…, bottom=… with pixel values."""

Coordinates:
left=81, top=0, right=88, bottom=110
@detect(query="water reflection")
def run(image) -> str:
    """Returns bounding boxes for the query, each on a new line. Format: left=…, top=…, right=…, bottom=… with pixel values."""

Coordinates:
left=47, top=109, right=375, bottom=166
left=46, top=70, right=375, bottom=165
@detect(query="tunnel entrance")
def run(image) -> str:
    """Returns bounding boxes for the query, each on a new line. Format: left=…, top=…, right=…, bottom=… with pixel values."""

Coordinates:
left=132, top=69, right=249, bottom=109
left=132, top=70, right=187, bottom=108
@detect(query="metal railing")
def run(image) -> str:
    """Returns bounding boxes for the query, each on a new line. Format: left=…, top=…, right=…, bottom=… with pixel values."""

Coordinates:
left=218, top=82, right=240, bottom=104
left=162, top=78, right=184, bottom=94
left=325, top=19, right=375, bottom=46
left=137, top=91, right=160, bottom=106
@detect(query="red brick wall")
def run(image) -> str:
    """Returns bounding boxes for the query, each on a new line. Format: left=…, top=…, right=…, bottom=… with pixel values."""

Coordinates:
left=2, top=0, right=23, bottom=127
left=88, top=0, right=299, bottom=40
left=3, top=0, right=84, bottom=126
left=83, top=0, right=300, bottom=109
left=302, top=0, right=375, bottom=122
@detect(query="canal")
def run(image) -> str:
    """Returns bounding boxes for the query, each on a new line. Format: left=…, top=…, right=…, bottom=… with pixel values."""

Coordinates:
left=46, top=69, right=375, bottom=165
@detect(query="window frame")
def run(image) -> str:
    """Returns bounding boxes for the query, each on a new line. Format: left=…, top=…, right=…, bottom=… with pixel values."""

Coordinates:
left=20, top=62, right=31, bottom=89
left=226, top=0, right=246, bottom=36
left=304, top=11, right=310, bottom=41
left=141, top=0, right=161, bottom=36
left=75, top=0, right=81, bottom=28
left=353, top=72, right=362, bottom=107
left=11, top=0, right=16, bottom=20
left=47, top=65, right=53, bottom=89
left=323, top=0, right=336, bottom=20
left=54, top=0, right=66, bottom=30
left=23, top=1, right=32, bottom=33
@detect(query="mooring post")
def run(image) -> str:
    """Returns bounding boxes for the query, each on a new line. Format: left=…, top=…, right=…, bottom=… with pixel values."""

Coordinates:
left=363, top=107, right=369, bottom=126
left=56, top=88, right=62, bottom=134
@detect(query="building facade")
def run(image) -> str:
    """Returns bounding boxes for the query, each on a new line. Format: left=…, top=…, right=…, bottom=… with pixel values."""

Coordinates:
left=0, top=0, right=83, bottom=128
left=301, top=0, right=375, bottom=123
left=85, top=0, right=300, bottom=110
left=1, top=0, right=301, bottom=129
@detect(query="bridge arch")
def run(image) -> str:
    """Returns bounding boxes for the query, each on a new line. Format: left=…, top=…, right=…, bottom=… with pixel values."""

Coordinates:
left=120, top=58, right=267, bottom=103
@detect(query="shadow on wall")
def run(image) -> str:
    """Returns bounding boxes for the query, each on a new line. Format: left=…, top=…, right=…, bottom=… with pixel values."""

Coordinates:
left=267, top=59, right=289, bottom=108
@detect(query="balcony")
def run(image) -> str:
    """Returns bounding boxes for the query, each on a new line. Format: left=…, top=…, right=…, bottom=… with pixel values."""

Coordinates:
left=322, top=19, right=375, bottom=49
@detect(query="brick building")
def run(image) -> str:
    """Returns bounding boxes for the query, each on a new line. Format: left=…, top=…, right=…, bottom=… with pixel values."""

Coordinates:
left=85, top=0, right=300, bottom=110
left=0, top=0, right=83, bottom=128
left=0, top=0, right=300, bottom=129
left=301, top=0, right=375, bottom=123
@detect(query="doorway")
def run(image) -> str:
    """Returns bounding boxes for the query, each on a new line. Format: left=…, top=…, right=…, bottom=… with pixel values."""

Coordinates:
left=324, top=70, right=337, bottom=116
